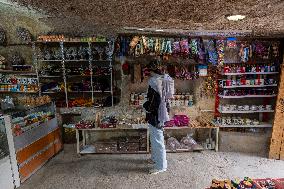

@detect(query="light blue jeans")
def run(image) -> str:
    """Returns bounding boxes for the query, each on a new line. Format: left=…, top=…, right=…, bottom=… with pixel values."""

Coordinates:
left=149, top=124, right=167, bottom=170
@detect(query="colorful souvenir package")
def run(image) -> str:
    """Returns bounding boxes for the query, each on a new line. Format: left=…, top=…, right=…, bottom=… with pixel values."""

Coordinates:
left=172, top=40, right=181, bottom=55
left=147, top=37, right=155, bottom=54
left=239, top=41, right=252, bottom=63
left=197, top=38, right=206, bottom=64
left=217, top=39, right=225, bottom=66
left=253, top=41, right=270, bottom=60
left=180, top=39, right=189, bottom=57
left=224, top=38, right=240, bottom=64
left=205, top=39, right=218, bottom=66
left=271, top=42, right=280, bottom=58
left=163, top=38, right=172, bottom=54
left=189, top=38, right=199, bottom=59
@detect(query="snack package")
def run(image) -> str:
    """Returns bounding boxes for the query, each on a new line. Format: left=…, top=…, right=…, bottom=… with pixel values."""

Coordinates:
left=180, top=134, right=198, bottom=150
left=166, top=137, right=181, bottom=151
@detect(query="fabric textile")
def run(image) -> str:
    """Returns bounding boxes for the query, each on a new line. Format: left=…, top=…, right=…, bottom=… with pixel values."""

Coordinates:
left=149, top=124, right=167, bottom=170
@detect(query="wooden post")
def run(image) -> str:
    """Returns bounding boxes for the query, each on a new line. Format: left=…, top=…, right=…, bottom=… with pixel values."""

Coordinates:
left=269, top=54, right=284, bottom=159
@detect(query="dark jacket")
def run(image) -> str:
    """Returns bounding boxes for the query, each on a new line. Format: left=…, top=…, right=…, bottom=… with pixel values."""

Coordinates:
left=144, top=86, right=162, bottom=128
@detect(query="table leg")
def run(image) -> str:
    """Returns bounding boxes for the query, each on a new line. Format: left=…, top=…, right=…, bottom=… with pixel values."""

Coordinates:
left=76, top=129, right=80, bottom=154
left=83, top=130, right=86, bottom=146
left=215, top=127, right=219, bottom=152
left=147, top=129, right=150, bottom=153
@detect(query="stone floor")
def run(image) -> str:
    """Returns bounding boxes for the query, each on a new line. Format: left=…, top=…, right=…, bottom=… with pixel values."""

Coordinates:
left=19, top=145, right=284, bottom=189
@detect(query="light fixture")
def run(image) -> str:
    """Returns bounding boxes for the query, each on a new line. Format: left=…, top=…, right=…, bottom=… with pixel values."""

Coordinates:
left=226, top=15, right=246, bottom=21
left=155, top=29, right=164, bottom=32
left=137, top=28, right=144, bottom=31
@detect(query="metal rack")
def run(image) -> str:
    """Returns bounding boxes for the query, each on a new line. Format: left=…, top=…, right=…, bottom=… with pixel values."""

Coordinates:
left=214, top=65, right=279, bottom=128
left=33, top=40, right=114, bottom=108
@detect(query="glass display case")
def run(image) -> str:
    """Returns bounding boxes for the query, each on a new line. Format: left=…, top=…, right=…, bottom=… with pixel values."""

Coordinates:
left=0, top=102, right=61, bottom=184
left=5, top=102, right=56, bottom=137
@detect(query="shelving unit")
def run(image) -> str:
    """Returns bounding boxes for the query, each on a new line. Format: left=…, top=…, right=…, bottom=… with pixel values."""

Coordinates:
left=222, top=72, right=279, bottom=76
left=212, top=122, right=272, bottom=128
left=221, top=84, right=278, bottom=88
left=218, top=94, right=277, bottom=98
left=33, top=40, right=114, bottom=108
left=76, top=127, right=150, bottom=155
left=214, top=59, right=281, bottom=129
left=0, top=66, right=39, bottom=97
left=218, top=109, right=274, bottom=114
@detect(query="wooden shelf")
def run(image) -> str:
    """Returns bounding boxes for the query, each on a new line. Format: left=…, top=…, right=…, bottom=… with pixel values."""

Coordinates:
left=39, top=76, right=62, bottom=78
left=68, top=91, right=93, bottom=93
left=218, top=94, right=277, bottom=98
left=41, top=91, right=64, bottom=94
left=67, top=74, right=111, bottom=78
left=212, top=122, right=272, bottom=128
left=166, top=148, right=215, bottom=153
left=218, top=109, right=274, bottom=114
left=76, top=127, right=147, bottom=131
left=38, top=60, right=62, bottom=62
left=221, top=84, right=278, bottom=89
left=222, top=72, right=279, bottom=76
left=0, top=70, right=36, bottom=75
left=0, top=91, right=38, bottom=94
left=35, top=41, right=109, bottom=44
left=165, top=126, right=218, bottom=129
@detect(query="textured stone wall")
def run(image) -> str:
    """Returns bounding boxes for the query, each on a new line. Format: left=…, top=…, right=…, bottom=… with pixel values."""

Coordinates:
left=2, top=0, right=284, bottom=37
left=0, top=3, right=51, bottom=66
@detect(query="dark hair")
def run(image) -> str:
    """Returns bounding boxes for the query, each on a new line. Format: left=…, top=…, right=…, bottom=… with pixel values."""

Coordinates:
left=147, top=60, right=163, bottom=75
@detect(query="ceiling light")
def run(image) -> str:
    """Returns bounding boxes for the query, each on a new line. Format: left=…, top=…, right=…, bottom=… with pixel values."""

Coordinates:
left=137, top=28, right=144, bottom=31
left=155, top=29, right=164, bottom=32
left=226, top=15, right=246, bottom=21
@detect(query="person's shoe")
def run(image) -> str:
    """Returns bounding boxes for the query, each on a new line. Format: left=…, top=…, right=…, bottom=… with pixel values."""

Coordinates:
left=149, top=168, right=167, bottom=175
left=147, top=159, right=155, bottom=164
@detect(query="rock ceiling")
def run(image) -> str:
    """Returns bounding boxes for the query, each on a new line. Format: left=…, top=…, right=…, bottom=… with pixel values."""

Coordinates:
left=6, top=0, right=284, bottom=37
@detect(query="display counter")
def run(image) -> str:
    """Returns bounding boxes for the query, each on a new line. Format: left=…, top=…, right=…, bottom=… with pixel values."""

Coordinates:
left=0, top=102, right=62, bottom=184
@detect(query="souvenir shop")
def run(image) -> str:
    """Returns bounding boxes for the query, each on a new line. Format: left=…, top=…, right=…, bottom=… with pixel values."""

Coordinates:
left=0, top=27, right=283, bottom=189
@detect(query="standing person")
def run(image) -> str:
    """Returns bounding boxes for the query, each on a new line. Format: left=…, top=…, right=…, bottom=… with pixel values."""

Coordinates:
left=143, top=60, right=174, bottom=175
